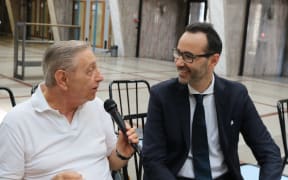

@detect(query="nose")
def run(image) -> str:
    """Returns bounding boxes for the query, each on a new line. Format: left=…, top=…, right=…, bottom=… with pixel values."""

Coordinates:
left=174, top=56, right=185, bottom=66
left=94, top=69, right=104, bottom=82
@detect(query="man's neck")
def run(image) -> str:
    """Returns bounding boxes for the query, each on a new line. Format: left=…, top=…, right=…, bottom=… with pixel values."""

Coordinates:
left=189, top=75, right=213, bottom=93
left=41, top=84, right=77, bottom=123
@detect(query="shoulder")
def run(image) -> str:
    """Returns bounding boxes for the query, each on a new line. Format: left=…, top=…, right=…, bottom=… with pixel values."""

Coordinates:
left=92, top=96, right=105, bottom=106
left=82, top=97, right=106, bottom=113
left=214, top=75, right=249, bottom=103
left=0, top=100, right=34, bottom=139
left=215, top=75, right=248, bottom=92
left=2, top=100, right=32, bottom=124
left=151, top=78, right=181, bottom=92
left=149, top=78, right=188, bottom=102
left=82, top=97, right=112, bottom=121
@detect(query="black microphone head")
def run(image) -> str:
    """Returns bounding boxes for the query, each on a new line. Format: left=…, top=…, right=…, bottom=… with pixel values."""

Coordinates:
left=104, top=99, right=117, bottom=112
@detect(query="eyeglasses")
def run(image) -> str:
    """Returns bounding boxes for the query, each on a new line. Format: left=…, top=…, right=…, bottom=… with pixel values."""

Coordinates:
left=173, top=48, right=215, bottom=63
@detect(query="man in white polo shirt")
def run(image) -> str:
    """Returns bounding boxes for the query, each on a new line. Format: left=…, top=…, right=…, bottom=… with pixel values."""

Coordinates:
left=0, top=40, right=138, bottom=180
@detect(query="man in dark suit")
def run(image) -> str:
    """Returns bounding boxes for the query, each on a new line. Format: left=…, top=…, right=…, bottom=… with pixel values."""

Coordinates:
left=142, top=22, right=282, bottom=180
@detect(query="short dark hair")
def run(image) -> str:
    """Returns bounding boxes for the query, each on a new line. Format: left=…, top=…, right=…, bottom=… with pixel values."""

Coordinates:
left=185, top=22, right=222, bottom=54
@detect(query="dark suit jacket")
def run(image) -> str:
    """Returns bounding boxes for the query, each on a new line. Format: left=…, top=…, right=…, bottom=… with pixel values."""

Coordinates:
left=142, top=75, right=282, bottom=180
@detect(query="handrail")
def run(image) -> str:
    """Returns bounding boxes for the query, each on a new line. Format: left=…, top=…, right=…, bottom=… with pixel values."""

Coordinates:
left=13, top=22, right=81, bottom=80
left=24, top=22, right=81, bottom=28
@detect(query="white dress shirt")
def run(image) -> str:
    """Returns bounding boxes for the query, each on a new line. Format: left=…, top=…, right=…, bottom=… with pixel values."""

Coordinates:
left=178, top=75, right=228, bottom=178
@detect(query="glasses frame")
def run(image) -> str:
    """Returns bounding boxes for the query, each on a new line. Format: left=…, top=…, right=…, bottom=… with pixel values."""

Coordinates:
left=173, top=48, right=215, bottom=63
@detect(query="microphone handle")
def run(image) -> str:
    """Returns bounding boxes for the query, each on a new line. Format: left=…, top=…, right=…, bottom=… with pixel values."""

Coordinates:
left=131, top=142, right=141, bottom=155
left=109, top=110, right=141, bottom=155
left=117, top=124, right=141, bottom=155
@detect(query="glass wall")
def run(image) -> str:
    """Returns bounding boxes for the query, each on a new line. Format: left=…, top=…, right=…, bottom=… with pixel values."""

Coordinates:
left=73, top=0, right=112, bottom=49
left=244, top=0, right=288, bottom=76
left=29, top=0, right=50, bottom=39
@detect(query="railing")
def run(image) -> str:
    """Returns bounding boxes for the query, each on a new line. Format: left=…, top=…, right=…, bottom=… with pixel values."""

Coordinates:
left=13, top=22, right=81, bottom=80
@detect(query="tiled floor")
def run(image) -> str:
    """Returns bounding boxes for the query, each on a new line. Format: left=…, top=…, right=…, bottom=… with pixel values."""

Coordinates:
left=1, top=36, right=288, bottom=178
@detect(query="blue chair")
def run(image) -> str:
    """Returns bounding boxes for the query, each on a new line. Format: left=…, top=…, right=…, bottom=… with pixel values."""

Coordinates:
left=240, top=163, right=288, bottom=179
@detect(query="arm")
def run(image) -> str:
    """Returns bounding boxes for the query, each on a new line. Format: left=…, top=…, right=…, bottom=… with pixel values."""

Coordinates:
left=0, top=121, right=24, bottom=179
left=142, top=89, right=177, bottom=180
left=108, top=126, right=139, bottom=170
left=240, top=89, right=282, bottom=180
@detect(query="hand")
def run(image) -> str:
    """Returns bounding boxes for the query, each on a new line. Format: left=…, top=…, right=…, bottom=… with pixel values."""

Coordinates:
left=116, top=123, right=139, bottom=157
left=52, top=171, right=83, bottom=180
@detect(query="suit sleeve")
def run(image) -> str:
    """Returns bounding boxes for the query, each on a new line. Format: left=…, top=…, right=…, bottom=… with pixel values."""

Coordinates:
left=142, top=87, right=177, bottom=180
left=240, top=88, right=282, bottom=180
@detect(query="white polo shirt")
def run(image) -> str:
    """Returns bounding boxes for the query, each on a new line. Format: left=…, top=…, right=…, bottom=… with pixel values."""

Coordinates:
left=0, top=85, right=117, bottom=180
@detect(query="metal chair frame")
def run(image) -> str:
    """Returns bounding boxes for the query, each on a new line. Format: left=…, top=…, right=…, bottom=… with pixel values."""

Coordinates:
left=277, top=98, right=288, bottom=170
left=108, top=80, right=150, bottom=180
left=0, top=87, right=16, bottom=107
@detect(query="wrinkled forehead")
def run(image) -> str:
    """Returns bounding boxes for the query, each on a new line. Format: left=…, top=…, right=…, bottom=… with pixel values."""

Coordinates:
left=70, top=48, right=97, bottom=70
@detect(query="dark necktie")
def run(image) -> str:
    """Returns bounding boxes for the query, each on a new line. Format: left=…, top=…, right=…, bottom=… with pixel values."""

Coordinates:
left=192, top=94, right=212, bottom=180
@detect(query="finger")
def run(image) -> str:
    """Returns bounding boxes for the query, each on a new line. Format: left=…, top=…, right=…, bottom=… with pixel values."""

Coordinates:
left=125, top=127, right=137, bottom=136
left=129, top=137, right=139, bottom=144
left=125, top=129, right=139, bottom=144
left=124, top=122, right=131, bottom=129
left=128, top=133, right=139, bottom=144
left=52, top=171, right=83, bottom=180
left=62, top=174, right=83, bottom=179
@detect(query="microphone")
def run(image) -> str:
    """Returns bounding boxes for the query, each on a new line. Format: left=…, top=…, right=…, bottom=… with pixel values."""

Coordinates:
left=104, top=99, right=140, bottom=155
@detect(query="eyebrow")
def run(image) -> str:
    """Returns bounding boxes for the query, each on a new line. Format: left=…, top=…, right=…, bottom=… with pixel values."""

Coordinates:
left=177, top=49, right=195, bottom=55
left=89, top=60, right=97, bottom=67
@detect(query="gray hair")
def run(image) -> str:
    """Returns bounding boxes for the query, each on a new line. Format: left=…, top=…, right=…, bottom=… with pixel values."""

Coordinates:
left=42, top=40, right=91, bottom=87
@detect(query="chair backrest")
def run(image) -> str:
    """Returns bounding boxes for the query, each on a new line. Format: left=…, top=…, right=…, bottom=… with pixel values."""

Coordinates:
left=0, top=87, right=16, bottom=107
left=30, top=83, right=39, bottom=95
left=108, top=80, right=150, bottom=136
left=277, top=98, right=288, bottom=170
left=108, top=80, right=150, bottom=180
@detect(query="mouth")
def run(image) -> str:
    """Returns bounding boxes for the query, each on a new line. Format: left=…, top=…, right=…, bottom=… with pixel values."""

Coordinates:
left=177, top=68, right=189, bottom=77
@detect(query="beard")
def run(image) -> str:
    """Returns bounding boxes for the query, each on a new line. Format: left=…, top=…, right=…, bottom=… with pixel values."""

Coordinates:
left=176, top=66, right=198, bottom=85
left=177, top=65, right=209, bottom=85
left=178, top=76, right=188, bottom=85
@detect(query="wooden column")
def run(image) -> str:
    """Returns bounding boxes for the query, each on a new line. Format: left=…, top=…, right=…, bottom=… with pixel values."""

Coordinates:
left=47, top=0, right=60, bottom=41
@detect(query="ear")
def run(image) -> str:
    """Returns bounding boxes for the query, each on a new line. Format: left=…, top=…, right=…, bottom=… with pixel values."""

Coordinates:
left=54, top=70, right=68, bottom=90
left=209, top=53, right=220, bottom=67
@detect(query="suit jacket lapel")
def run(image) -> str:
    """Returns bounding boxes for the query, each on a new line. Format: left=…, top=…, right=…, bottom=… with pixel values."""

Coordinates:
left=174, top=76, right=232, bottom=153
left=214, top=75, right=231, bottom=156
left=174, top=80, right=191, bottom=151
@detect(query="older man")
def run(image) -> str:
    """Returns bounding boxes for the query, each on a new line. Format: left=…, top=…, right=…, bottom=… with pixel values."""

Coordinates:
left=0, top=41, right=138, bottom=180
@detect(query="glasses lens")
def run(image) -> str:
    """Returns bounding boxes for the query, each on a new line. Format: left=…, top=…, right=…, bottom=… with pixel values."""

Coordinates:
left=182, top=53, right=194, bottom=63
left=173, top=49, right=195, bottom=63
left=173, top=49, right=180, bottom=58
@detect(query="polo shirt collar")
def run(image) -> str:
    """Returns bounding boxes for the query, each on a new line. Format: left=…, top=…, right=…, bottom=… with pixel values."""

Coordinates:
left=31, top=82, right=55, bottom=112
